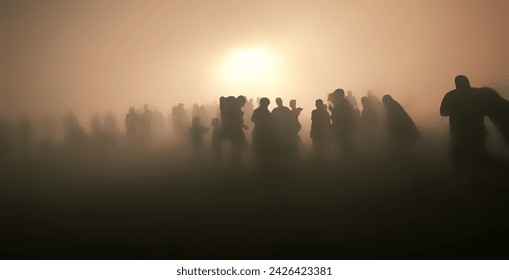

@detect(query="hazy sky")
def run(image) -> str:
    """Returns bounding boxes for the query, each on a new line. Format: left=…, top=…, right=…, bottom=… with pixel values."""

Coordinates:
left=2, top=0, right=509, bottom=120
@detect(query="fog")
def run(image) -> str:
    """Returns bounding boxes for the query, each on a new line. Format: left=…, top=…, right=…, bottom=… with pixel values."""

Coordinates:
left=2, top=0, right=509, bottom=123
left=2, top=1, right=509, bottom=260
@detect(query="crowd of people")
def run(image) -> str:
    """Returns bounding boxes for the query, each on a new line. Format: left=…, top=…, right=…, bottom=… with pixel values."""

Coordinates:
left=1, top=75, right=508, bottom=175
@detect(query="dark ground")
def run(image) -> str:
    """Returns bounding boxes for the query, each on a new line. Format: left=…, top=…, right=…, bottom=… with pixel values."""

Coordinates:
left=1, top=142, right=508, bottom=260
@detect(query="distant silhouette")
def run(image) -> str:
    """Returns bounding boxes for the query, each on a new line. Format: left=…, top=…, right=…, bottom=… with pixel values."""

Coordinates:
left=289, top=99, right=303, bottom=151
left=211, top=118, right=222, bottom=160
left=63, top=112, right=87, bottom=147
left=190, top=116, right=209, bottom=158
left=251, top=97, right=274, bottom=168
left=271, top=98, right=295, bottom=160
left=125, top=106, right=140, bottom=143
left=172, top=103, right=189, bottom=139
left=328, top=88, right=355, bottom=155
left=141, top=104, right=152, bottom=143
left=440, top=75, right=487, bottom=172
left=220, top=96, right=248, bottom=166
left=311, top=99, right=331, bottom=158
left=382, top=95, right=420, bottom=148
left=346, top=90, right=358, bottom=110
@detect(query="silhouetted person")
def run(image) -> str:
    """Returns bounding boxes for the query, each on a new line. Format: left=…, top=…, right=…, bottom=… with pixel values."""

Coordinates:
left=271, top=97, right=294, bottom=160
left=311, top=99, right=331, bottom=158
left=141, top=104, right=152, bottom=143
left=328, top=88, right=355, bottom=155
left=220, top=95, right=248, bottom=166
left=382, top=95, right=420, bottom=148
left=190, top=116, right=209, bottom=158
left=440, top=75, right=487, bottom=172
left=172, top=103, right=189, bottom=139
left=289, top=99, right=303, bottom=148
left=63, top=111, right=87, bottom=147
left=125, top=106, right=140, bottom=143
left=346, top=90, right=358, bottom=110
left=211, top=118, right=222, bottom=160
left=252, top=97, right=274, bottom=168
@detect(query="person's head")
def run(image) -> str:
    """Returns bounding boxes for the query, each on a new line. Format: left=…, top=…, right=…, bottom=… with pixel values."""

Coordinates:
left=178, top=103, right=184, bottom=108
left=315, top=99, right=324, bottom=109
left=290, top=99, right=296, bottom=108
left=192, top=116, right=201, bottom=126
left=382, top=94, right=393, bottom=106
left=237, top=95, right=246, bottom=107
left=211, top=118, right=219, bottom=127
left=260, top=97, right=270, bottom=108
left=143, top=104, right=149, bottom=111
left=347, top=90, right=353, bottom=96
left=193, top=103, right=199, bottom=109
left=276, top=97, right=283, bottom=107
left=129, top=106, right=135, bottom=113
left=455, top=75, right=471, bottom=90
left=328, top=88, right=345, bottom=103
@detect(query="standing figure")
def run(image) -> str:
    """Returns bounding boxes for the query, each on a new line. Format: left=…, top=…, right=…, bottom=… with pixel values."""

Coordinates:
left=328, top=88, right=355, bottom=155
left=190, top=116, right=209, bottom=158
left=310, top=99, right=331, bottom=158
left=383, top=95, right=420, bottom=148
left=125, top=106, right=140, bottom=143
left=251, top=97, right=274, bottom=168
left=211, top=118, right=222, bottom=160
left=440, top=75, right=487, bottom=173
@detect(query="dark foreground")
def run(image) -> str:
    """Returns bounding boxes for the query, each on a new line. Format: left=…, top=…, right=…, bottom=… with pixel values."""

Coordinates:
left=1, top=143, right=508, bottom=260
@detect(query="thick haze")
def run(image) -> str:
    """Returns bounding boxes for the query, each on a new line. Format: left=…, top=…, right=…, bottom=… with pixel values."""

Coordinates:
left=2, top=0, right=509, bottom=121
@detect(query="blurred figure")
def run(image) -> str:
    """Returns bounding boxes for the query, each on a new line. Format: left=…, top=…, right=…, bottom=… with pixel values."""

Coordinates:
left=172, top=103, right=189, bottom=140
left=310, top=99, right=331, bottom=158
left=141, top=104, right=152, bottom=144
left=251, top=97, right=273, bottom=168
left=63, top=112, right=87, bottom=147
left=190, top=116, right=209, bottom=158
left=220, top=95, right=248, bottom=166
left=383, top=95, right=420, bottom=148
left=271, top=97, right=294, bottom=160
left=125, top=106, right=140, bottom=143
left=328, top=88, right=355, bottom=155
left=440, top=75, right=487, bottom=173
left=211, top=118, right=222, bottom=160
left=289, top=99, right=303, bottom=151
left=346, top=90, right=358, bottom=110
